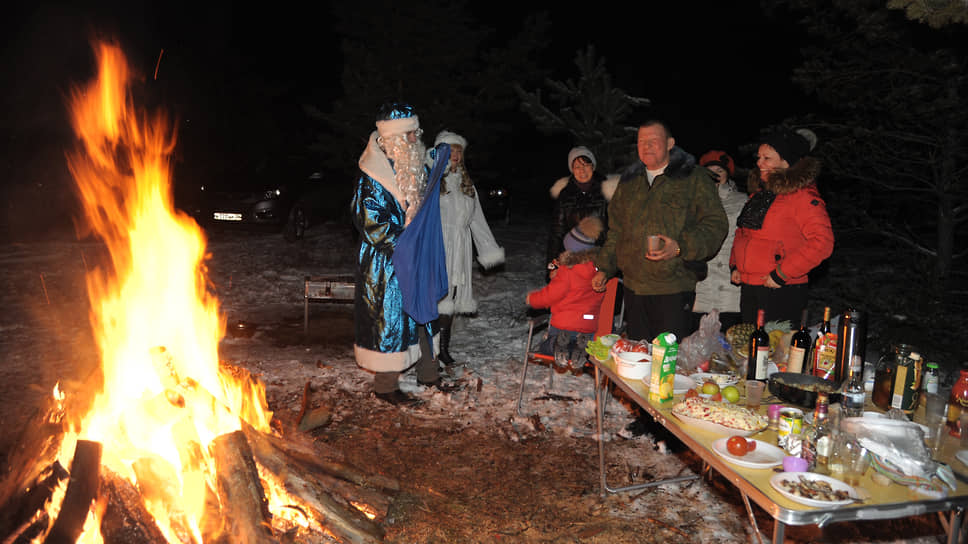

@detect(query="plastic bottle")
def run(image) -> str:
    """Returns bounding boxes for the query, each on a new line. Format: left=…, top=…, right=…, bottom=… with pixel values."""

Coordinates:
left=948, top=369, right=968, bottom=437
left=842, top=355, right=865, bottom=418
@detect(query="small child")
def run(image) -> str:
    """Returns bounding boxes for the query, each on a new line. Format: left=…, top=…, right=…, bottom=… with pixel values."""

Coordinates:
left=526, top=216, right=606, bottom=373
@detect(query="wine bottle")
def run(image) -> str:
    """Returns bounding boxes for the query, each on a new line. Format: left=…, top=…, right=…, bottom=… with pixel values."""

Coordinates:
left=788, top=309, right=812, bottom=374
left=746, top=309, right=770, bottom=382
left=812, top=306, right=837, bottom=381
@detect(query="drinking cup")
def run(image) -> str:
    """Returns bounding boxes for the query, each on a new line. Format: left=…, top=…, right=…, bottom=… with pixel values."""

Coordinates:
left=746, top=381, right=765, bottom=410
left=767, top=404, right=782, bottom=430
left=830, top=434, right=869, bottom=486
left=925, top=393, right=947, bottom=420
left=647, top=235, right=663, bottom=253
left=783, top=456, right=809, bottom=472
left=925, top=413, right=947, bottom=457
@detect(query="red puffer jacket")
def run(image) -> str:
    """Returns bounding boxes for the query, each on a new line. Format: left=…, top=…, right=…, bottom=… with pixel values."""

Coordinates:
left=730, top=157, right=834, bottom=286
left=528, top=249, right=605, bottom=333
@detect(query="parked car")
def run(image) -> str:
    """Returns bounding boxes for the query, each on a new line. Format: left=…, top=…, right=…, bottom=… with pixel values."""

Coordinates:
left=179, top=159, right=349, bottom=242
left=476, top=178, right=511, bottom=225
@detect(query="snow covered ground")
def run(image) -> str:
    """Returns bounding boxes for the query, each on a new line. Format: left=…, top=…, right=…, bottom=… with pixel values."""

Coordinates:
left=0, top=212, right=948, bottom=543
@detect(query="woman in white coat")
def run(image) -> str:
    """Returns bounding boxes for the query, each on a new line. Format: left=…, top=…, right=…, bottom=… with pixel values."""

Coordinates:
left=692, top=150, right=747, bottom=331
left=433, top=130, right=505, bottom=365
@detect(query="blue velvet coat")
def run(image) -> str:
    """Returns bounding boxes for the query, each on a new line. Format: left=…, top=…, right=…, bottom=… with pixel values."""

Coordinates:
left=352, top=135, right=436, bottom=372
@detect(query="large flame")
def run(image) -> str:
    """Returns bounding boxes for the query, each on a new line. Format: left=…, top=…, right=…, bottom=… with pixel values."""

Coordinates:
left=56, top=40, right=273, bottom=541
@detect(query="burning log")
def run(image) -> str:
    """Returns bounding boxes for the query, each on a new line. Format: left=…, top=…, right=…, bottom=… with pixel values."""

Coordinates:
left=98, top=470, right=168, bottom=544
left=211, top=430, right=274, bottom=544
left=44, top=440, right=102, bottom=544
left=240, top=424, right=388, bottom=543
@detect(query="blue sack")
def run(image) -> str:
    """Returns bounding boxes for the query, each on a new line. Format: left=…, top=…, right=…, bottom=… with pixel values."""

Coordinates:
left=392, top=143, right=450, bottom=324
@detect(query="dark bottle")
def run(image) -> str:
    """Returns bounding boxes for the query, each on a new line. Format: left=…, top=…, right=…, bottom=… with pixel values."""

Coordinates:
left=788, top=309, right=812, bottom=374
left=746, top=309, right=771, bottom=382
left=834, top=308, right=866, bottom=387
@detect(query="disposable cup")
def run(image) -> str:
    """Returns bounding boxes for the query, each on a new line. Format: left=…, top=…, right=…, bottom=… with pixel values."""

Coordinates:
left=746, top=381, right=765, bottom=410
left=783, top=456, right=808, bottom=472
left=647, top=235, right=663, bottom=253
left=925, top=414, right=946, bottom=457
left=925, top=393, right=947, bottom=420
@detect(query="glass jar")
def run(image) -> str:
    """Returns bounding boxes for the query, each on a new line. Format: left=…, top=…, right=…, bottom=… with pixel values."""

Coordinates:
left=947, top=369, right=968, bottom=437
left=872, top=343, right=917, bottom=411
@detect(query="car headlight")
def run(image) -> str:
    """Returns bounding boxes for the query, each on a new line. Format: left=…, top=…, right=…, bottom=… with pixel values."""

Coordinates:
left=263, top=188, right=283, bottom=200
left=489, top=188, right=506, bottom=197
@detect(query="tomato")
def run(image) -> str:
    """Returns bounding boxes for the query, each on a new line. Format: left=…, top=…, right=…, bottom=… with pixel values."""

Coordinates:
left=685, top=388, right=699, bottom=399
left=726, top=436, right=749, bottom=456
left=747, top=439, right=757, bottom=452
left=710, top=392, right=723, bottom=402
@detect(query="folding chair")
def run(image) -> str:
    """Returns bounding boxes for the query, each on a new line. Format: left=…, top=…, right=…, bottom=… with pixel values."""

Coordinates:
left=516, top=277, right=623, bottom=414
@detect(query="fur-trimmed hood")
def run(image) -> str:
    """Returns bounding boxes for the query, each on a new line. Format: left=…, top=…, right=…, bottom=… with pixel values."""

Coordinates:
left=619, top=146, right=698, bottom=183
left=747, top=156, right=822, bottom=195
left=550, top=173, right=619, bottom=201
left=556, top=247, right=599, bottom=267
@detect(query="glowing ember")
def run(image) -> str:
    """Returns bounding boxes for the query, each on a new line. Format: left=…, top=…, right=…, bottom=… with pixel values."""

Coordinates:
left=54, top=39, right=273, bottom=541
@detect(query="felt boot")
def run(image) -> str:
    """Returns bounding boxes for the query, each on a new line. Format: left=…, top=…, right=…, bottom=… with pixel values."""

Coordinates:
left=437, top=314, right=456, bottom=366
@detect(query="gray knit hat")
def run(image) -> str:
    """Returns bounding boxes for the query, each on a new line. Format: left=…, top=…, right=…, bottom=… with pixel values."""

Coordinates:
left=567, top=146, right=597, bottom=173
left=563, top=216, right=604, bottom=252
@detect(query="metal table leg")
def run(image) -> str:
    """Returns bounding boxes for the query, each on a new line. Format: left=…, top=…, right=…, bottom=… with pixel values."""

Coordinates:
left=948, top=507, right=965, bottom=544
left=593, top=366, right=698, bottom=496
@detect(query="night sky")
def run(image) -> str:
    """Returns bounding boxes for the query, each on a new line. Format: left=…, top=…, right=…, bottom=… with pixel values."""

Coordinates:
left=1, top=2, right=811, bottom=236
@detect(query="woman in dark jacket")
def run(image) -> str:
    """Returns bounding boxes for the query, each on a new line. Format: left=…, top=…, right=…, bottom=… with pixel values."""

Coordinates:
left=547, top=146, right=618, bottom=265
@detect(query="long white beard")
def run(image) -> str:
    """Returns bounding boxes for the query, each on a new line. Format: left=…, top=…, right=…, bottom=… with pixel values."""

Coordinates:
left=384, top=135, right=427, bottom=224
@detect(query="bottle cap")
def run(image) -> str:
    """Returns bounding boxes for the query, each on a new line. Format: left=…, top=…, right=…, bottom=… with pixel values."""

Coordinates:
left=927, top=362, right=938, bottom=369
left=910, top=352, right=921, bottom=360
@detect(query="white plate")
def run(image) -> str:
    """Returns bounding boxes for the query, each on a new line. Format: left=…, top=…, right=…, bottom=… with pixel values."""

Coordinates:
left=692, top=372, right=739, bottom=387
left=956, top=450, right=968, bottom=467
left=711, top=438, right=785, bottom=469
left=672, top=411, right=767, bottom=437
left=673, top=375, right=697, bottom=395
left=769, top=472, right=858, bottom=507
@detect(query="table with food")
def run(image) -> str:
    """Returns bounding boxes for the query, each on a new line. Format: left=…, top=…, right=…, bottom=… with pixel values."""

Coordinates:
left=585, top=317, right=968, bottom=544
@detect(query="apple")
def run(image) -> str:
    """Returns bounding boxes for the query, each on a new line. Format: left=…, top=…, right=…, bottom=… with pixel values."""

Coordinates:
left=721, top=385, right=740, bottom=404
left=685, top=388, right=699, bottom=399
left=701, top=380, right=720, bottom=395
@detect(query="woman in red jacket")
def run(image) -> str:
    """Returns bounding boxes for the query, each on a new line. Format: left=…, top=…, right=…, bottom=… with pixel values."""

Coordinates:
left=730, top=128, right=834, bottom=325
left=527, top=216, right=606, bottom=373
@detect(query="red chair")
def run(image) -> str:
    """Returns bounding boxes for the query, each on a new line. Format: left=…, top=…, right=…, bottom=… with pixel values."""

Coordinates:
left=516, top=278, right=622, bottom=414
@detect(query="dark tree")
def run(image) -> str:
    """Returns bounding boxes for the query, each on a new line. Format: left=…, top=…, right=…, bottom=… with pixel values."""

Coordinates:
left=514, top=46, right=651, bottom=174
left=307, top=0, right=551, bottom=181
left=778, top=0, right=968, bottom=285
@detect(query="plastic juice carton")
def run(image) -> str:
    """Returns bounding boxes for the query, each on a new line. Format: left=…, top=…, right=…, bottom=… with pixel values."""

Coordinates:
left=649, top=332, right=679, bottom=403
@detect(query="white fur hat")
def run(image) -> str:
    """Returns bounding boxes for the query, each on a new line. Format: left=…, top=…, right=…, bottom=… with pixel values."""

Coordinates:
left=568, top=146, right=597, bottom=173
left=435, top=130, right=468, bottom=150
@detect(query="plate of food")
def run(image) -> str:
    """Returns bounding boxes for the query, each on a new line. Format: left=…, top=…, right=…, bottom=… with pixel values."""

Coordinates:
left=770, top=472, right=858, bottom=508
left=711, top=438, right=785, bottom=469
left=671, top=397, right=768, bottom=437
left=691, top=372, right=739, bottom=388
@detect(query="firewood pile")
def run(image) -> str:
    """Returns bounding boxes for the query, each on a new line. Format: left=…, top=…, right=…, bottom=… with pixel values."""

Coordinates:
left=0, top=365, right=396, bottom=544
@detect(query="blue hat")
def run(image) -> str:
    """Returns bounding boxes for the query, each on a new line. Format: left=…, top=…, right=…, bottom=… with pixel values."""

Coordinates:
left=563, top=216, right=603, bottom=252
left=376, top=102, right=420, bottom=137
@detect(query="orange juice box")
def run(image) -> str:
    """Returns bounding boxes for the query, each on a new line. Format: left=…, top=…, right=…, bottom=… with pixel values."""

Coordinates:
left=649, top=332, right=679, bottom=403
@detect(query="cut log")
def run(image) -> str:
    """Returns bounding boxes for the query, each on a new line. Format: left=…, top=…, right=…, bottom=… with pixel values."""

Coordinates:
left=44, top=439, right=102, bottom=544
left=98, top=469, right=168, bottom=544
left=211, top=430, right=274, bottom=544
left=240, top=424, right=386, bottom=543
left=241, top=423, right=399, bottom=493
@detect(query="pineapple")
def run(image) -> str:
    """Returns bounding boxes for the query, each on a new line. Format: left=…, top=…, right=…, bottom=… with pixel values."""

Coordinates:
left=727, top=320, right=792, bottom=359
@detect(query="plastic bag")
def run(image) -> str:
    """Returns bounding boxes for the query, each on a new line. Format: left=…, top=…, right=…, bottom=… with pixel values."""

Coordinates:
left=840, top=417, right=956, bottom=491
left=677, top=310, right=724, bottom=373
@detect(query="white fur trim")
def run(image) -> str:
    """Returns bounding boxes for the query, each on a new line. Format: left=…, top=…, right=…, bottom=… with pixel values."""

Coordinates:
left=437, top=297, right=456, bottom=315
left=358, top=132, right=406, bottom=207
left=476, top=246, right=505, bottom=269
left=376, top=115, right=419, bottom=138
left=550, top=177, right=570, bottom=199
left=601, top=175, right=619, bottom=201
left=435, top=130, right=467, bottom=150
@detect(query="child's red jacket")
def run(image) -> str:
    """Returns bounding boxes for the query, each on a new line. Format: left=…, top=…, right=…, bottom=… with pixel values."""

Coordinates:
left=528, top=249, right=606, bottom=333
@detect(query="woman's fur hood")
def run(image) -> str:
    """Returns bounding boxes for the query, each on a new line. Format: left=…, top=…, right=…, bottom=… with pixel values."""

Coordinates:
left=556, top=247, right=600, bottom=267
left=619, top=146, right=698, bottom=183
left=747, top=156, right=822, bottom=195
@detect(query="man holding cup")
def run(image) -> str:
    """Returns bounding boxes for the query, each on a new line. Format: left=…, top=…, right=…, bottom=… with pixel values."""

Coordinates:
left=592, top=120, right=728, bottom=342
